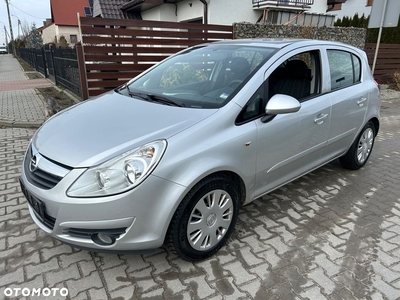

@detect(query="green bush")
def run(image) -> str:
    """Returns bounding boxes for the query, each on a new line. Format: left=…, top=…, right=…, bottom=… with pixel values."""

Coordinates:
left=334, top=13, right=400, bottom=44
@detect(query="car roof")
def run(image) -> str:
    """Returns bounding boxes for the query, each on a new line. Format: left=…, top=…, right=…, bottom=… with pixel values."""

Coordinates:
left=210, top=38, right=358, bottom=51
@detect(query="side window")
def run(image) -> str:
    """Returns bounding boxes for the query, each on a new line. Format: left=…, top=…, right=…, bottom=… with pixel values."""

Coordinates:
left=327, top=50, right=360, bottom=90
left=236, top=84, right=265, bottom=124
left=352, top=54, right=361, bottom=83
left=269, top=50, right=321, bottom=101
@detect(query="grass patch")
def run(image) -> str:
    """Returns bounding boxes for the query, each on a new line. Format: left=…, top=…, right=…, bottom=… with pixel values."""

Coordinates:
left=17, top=57, right=35, bottom=72
left=15, top=57, right=78, bottom=111
left=37, top=87, right=77, bottom=111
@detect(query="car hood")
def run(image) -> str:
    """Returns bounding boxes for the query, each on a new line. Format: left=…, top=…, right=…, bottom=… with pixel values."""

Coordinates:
left=33, top=92, right=217, bottom=168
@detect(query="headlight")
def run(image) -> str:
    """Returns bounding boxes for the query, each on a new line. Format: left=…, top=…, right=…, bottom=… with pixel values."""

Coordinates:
left=67, top=140, right=167, bottom=197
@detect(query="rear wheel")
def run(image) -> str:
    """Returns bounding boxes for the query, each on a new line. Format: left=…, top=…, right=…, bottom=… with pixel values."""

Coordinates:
left=340, top=121, right=376, bottom=170
left=167, top=175, right=240, bottom=261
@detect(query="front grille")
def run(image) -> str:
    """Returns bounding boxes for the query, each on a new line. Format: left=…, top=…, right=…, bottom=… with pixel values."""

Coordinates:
left=24, top=145, right=71, bottom=190
left=20, top=178, right=56, bottom=230
left=63, top=227, right=127, bottom=239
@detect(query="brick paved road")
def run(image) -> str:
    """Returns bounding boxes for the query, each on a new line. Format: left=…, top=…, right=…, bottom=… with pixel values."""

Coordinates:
left=1, top=97, right=400, bottom=299
left=0, top=54, right=47, bottom=127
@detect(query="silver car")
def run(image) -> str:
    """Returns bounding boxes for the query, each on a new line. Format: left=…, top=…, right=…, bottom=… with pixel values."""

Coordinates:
left=20, top=39, right=380, bottom=261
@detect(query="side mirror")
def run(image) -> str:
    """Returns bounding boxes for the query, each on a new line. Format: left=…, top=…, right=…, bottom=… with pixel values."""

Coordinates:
left=265, top=94, right=301, bottom=115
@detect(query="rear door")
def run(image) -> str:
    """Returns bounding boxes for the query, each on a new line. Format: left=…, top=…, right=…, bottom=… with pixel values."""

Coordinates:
left=323, top=48, right=368, bottom=160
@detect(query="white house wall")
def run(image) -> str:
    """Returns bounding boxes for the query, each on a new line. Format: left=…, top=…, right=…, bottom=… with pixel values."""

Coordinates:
left=309, top=1, right=328, bottom=14
left=176, top=0, right=203, bottom=22
left=140, top=0, right=361, bottom=25
left=141, top=2, right=183, bottom=22
left=209, top=0, right=260, bottom=25
left=141, top=0, right=259, bottom=24
left=41, top=24, right=57, bottom=44
left=142, top=6, right=163, bottom=21
left=161, top=4, right=179, bottom=22
left=142, top=0, right=202, bottom=22
left=330, top=0, right=372, bottom=19
left=55, top=26, right=80, bottom=45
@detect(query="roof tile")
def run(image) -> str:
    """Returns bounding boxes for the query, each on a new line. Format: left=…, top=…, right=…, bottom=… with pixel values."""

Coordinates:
left=95, top=0, right=141, bottom=19
left=50, top=0, right=89, bottom=26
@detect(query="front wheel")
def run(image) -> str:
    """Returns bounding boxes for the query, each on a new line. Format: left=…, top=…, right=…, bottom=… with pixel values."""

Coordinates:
left=340, top=121, right=376, bottom=170
left=167, top=175, right=240, bottom=261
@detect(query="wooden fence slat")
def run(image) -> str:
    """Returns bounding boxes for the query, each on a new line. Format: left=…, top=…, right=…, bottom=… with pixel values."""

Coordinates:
left=367, top=59, right=400, bottom=64
left=367, top=54, right=400, bottom=59
left=85, top=54, right=169, bottom=62
left=365, top=45, right=400, bottom=53
left=88, top=80, right=128, bottom=88
left=82, top=36, right=221, bottom=46
left=81, top=26, right=233, bottom=39
left=372, top=64, right=400, bottom=70
left=365, top=43, right=400, bottom=84
left=79, top=17, right=233, bottom=97
left=87, top=72, right=139, bottom=80
left=89, top=89, right=114, bottom=96
left=84, top=46, right=181, bottom=54
left=85, top=63, right=153, bottom=71
left=365, top=43, right=400, bottom=49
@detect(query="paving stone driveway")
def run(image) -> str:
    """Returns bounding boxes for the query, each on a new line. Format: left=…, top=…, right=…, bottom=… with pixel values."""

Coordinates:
left=1, top=97, right=400, bottom=300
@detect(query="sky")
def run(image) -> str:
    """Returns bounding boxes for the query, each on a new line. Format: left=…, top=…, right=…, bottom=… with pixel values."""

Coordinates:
left=1, top=0, right=51, bottom=45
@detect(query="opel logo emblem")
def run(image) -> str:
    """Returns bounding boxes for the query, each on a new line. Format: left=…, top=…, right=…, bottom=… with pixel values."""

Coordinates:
left=29, top=155, right=39, bottom=172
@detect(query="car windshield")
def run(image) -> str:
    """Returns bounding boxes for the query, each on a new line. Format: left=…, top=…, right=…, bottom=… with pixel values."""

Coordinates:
left=124, top=44, right=276, bottom=108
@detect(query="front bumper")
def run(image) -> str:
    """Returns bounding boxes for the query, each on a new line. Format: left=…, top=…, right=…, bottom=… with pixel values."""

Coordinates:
left=20, top=154, right=186, bottom=252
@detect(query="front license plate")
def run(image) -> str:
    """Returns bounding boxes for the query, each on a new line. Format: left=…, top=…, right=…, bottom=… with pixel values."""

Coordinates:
left=20, top=178, right=47, bottom=222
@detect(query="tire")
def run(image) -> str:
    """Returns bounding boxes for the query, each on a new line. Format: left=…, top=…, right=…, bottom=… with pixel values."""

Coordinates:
left=167, top=174, right=240, bottom=261
left=340, top=121, right=376, bottom=170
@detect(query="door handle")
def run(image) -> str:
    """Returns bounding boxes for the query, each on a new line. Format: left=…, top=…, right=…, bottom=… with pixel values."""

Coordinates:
left=314, top=113, right=328, bottom=125
left=357, top=97, right=367, bottom=107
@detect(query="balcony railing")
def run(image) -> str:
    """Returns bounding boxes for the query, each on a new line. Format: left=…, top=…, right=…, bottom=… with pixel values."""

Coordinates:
left=252, top=0, right=314, bottom=5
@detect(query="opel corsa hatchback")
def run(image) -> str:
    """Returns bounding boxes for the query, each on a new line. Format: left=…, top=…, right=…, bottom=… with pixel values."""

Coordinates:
left=20, top=39, right=380, bottom=261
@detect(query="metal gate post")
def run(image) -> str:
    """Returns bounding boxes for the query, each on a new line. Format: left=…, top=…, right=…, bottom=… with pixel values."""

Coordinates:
left=41, top=47, right=48, bottom=78
left=51, top=46, right=58, bottom=86
left=76, top=42, right=89, bottom=100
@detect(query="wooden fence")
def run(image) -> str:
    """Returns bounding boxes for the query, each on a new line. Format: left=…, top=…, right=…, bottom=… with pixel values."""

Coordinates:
left=78, top=17, right=233, bottom=98
left=365, top=43, right=400, bottom=84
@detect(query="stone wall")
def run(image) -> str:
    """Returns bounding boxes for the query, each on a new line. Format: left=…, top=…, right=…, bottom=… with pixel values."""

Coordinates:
left=233, top=23, right=367, bottom=50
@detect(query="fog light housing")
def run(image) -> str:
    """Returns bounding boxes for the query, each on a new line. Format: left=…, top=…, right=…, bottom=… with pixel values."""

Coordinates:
left=91, top=233, right=116, bottom=246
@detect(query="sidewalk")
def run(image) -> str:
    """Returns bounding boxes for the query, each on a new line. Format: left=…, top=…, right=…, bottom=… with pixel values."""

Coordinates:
left=0, top=54, right=52, bottom=128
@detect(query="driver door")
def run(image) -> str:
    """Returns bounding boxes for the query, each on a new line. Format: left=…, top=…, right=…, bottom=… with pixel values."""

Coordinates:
left=253, top=49, right=332, bottom=197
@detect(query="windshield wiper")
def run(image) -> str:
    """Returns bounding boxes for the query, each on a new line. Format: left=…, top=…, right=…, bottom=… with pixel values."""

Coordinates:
left=128, top=92, right=185, bottom=107
left=147, top=94, right=185, bottom=107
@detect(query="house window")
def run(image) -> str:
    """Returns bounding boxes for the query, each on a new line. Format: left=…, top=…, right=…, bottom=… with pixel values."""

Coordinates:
left=84, top=7, right=93, bottom=17
left=366, top=0, right=373, bottom=6
left=330, top=3, right=342, bottom=11
left=70, top=35, right=78, bottom=44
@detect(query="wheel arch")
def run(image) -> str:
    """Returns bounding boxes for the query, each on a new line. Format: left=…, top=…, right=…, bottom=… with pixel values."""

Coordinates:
left=164, top=170, right=246, bottom=260
left=211, top=170, right=247, bottom=206
left=177, top=169, right=247, bottom=208
left=163, top=170, right=246, bottom=244
left=369, top=117, right=380, bottom=136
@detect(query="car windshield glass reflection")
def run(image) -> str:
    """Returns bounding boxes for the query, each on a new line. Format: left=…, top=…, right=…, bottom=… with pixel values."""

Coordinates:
left=126, top=45, right=276, bottom=108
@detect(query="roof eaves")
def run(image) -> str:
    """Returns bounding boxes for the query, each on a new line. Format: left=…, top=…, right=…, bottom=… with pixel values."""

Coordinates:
left=120, top=0, right=144, bottom=11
